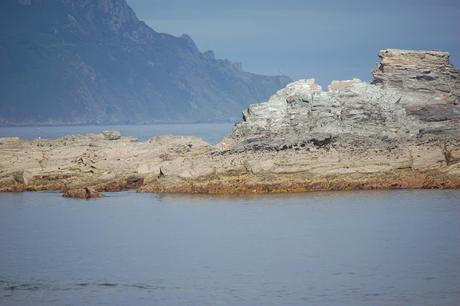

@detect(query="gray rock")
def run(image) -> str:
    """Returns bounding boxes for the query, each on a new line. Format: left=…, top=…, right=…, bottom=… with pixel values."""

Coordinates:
left=372, top=49, right=460, bottom=122
left=229, top=49, right=460, bottom=151
left=101, top=130, right=121, bottom=141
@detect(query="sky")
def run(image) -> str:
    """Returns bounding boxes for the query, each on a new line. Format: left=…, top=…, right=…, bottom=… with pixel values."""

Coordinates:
left=127, top=0, right=460, bottom=86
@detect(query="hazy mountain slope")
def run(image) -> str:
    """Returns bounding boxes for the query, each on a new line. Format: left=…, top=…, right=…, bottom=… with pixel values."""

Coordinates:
left=0, top=0, right=291, bottom=125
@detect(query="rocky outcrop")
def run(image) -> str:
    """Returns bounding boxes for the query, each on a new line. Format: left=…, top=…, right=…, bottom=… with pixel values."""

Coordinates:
left=0, top=133, right=210, bottom=196
left=372, top=49, right=459, bottom=95
left=372, top=49, right=460, bottom=122
left=1, top=49, right=459, bottom=197
left=228, top=49, right=460, bottom=151
left=63, top=187, right=101, bottom=200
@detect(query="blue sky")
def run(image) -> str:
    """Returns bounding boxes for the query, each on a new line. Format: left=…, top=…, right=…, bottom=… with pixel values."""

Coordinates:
left=127, top=0, right=460, bottom=85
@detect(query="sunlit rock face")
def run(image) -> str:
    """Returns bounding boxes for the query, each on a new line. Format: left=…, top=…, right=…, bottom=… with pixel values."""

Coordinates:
left=229, top=49, right=460, bottom=151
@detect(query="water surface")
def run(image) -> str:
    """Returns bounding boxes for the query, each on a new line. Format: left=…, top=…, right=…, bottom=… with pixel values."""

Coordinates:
left=0, top=190, right=459, bottom=305
left=0, top=123, right=234, bottom=144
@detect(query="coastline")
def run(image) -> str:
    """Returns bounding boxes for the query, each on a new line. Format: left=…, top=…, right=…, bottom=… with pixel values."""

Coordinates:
left=1, top=134, right=459, bottom=198
left=1, top=49, right=459, bottom=198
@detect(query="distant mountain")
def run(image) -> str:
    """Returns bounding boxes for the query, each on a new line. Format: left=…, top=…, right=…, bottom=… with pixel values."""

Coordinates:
left=0, top=0, right=291, bottom=125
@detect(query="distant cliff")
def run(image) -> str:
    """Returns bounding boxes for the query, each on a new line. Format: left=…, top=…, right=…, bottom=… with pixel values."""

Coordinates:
left=0, top=0, right=290, bottom=125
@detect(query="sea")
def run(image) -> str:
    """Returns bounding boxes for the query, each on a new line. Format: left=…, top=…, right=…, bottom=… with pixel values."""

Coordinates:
left=0, top=124, right=459, bottom=306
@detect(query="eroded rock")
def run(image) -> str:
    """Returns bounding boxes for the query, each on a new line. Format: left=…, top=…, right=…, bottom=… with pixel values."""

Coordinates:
left=228, top=50, right=460, bottom=152
left=101, top=131, right=121, bottom=140
left=63, top=187, right=101, bottom=199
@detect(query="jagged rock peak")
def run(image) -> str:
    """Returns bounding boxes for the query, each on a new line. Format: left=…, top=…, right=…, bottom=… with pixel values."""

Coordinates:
left=230, top=78, right=408, bottom=149
left=13, top=0, right=140, bottom=34
left=228, top=49, right=460, bottom=151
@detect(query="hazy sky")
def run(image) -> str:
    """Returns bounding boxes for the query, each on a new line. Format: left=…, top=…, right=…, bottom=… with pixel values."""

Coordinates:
left=127, top=0, right=460, bottom=85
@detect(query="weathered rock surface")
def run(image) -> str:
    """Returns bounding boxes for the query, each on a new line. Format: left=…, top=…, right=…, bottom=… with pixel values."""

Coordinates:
left=63, top=187, right=101, bottom=200
left=1, top=49, right=459, bottom=197
left=0, top=132, right=210, bottom=197
left=372, top=49, right=460, bottom=122
left=228, top=49, right=460, bottom=151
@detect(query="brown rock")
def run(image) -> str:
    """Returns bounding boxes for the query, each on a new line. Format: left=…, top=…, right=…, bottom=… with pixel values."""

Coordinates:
left=63, top=187, right=101, bottom=199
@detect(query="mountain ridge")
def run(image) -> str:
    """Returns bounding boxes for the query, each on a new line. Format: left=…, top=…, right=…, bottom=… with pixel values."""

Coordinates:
left=0, top=0, right=291, bottom=125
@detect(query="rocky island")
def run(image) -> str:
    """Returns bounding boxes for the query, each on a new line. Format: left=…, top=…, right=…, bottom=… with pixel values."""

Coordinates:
left=1, top=49, right=459, bottom=198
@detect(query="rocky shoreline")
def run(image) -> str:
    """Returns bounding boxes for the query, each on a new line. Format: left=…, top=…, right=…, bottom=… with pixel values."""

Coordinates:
left=1, top=49, right=459, bottom=198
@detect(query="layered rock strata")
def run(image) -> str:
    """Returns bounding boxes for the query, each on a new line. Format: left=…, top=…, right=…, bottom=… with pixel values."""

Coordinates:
left=1, top=49, right=459, bottom=197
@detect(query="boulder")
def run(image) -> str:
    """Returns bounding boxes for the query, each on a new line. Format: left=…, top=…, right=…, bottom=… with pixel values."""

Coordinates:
left=63, top=187, right=101, bottom=199
left=101, top=131, right=121, bottom=140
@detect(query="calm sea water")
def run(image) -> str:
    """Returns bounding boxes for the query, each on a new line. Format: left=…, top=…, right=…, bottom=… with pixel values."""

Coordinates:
left=0, top=123, right=235, bottom=144
left=1, top=125, right=460, bottom=305
left=0, top=190, right=459, bottom=306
